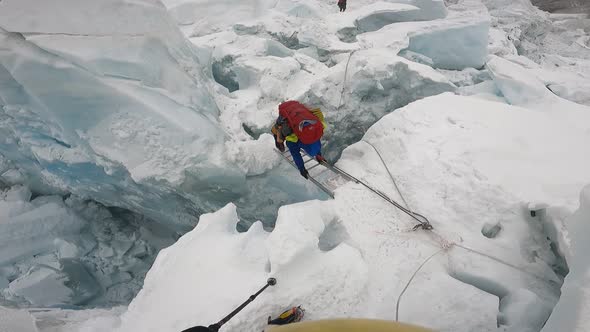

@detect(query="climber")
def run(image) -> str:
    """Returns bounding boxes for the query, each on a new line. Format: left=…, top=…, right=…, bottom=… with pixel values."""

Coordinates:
left=272, top=101, right=327, bottom=179
left=338, top=0, right=347, bottom=12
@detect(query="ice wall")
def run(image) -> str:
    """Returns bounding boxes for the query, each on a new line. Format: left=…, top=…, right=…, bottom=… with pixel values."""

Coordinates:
left=541, top=185, right=590, bottom=332
left=0, top=0, right=239, bottom=226
left=0, top=185, right=177, bottom=308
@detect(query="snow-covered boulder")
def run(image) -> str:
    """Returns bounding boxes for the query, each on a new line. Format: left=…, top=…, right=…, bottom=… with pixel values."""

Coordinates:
left=531, top=54, right=590, bottom=107
left=163, top=0, right=280, bottom=37
left=486, top=55, right=554, bottom=106
left=117, top=203, right=369, bottom=332
left=486, top=54, right=590, bottom=122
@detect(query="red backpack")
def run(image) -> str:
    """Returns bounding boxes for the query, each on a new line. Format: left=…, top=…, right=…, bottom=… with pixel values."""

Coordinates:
left=278, top=101, right=324, bottom=144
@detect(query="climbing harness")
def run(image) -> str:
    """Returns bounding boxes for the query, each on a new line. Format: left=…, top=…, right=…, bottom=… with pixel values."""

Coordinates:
left=181, top=278, right=277, bottom=332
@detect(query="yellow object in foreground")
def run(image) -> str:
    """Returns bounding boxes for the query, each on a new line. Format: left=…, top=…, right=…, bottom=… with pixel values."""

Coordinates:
left=266, top=319, right=432, bottom=332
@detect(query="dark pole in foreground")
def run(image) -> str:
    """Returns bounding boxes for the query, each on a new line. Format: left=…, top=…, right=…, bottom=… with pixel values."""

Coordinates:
left=182, top=278, right=277, bottom=332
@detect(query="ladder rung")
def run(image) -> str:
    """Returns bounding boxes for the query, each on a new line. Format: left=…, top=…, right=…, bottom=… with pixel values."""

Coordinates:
left=274, top=148, right=336, bottom=199
left=307, top=163, right=321, bottom=171
left=308, top=176, right=334, bottom=198
left=313, top=168, right=330, bottom=176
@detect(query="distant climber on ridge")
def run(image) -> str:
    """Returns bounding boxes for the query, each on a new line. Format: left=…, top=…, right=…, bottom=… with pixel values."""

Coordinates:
left=272, top=101, right=327, bottom=179
left=338, top=0, right=347, bottom=12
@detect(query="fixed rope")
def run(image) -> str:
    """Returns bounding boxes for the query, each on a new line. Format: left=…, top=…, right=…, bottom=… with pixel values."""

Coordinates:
left=362, top=140, right=432, bottom=230
left=395, top=248, right=446, bottom=321
left=337, top=50, right=356, bottom=109
left=452, top=243, right=552, bottom=282
left=324, top=162, right=432, bottom=229
left=362, top=140, right=411, bottom=212
left=333, top=140, right=553, bottom=283
left=358, top=140, right=557, bottom=321
left=394, top=231, right=554, bottom=322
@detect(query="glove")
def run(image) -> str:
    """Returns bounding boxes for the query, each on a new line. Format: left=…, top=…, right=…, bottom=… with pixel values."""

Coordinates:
left=273, top=133, right=285, bottom=152
left=275, top=140, right=285, bottom=152
left=300, top=169, right=309, bottom=179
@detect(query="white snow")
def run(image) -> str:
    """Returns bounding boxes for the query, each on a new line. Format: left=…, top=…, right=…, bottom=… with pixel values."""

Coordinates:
left=357, top=0, right=490, bottom=70
left=1, top=0, right=589, bottom=330
left=116, top=203, right=369, bottom=332
left=225, top=134, right=281, bottom=176
left=30, top=307, right=124, bottom=332
left=0, top=306, right=37, bottom=332
left=482, top=0, right=590, bottom=106
left=96, top=92, right=590, bottom=332
left=486, top=55, right=590, bottom=143
left=486, top=55, right=554, bottom=107
left=114, top=201, right=495, bottom=332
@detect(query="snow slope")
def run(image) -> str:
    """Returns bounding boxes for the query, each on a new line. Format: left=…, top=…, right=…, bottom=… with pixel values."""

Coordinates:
left=0, top=306, right=37, bottom=332
left=104, top=92, right=590, bottom=332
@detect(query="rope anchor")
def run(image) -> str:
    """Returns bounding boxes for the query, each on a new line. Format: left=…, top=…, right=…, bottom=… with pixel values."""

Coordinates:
left=412, top=222, right=433, bottom=231
left=321, top=159, right=432, bottom=230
